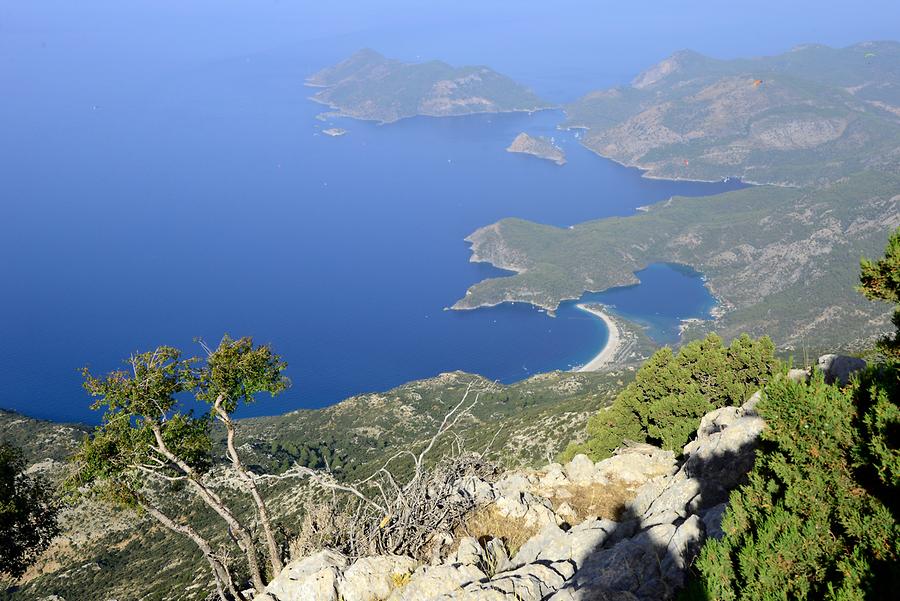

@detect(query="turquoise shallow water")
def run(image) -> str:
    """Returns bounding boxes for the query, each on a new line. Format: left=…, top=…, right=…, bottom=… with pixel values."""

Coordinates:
left=7, top=1, right=891, bottom=423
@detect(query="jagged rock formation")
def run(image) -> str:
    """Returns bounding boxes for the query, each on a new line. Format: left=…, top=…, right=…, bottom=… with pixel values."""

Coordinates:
left=257, top=383, right=777, bottom=601
left=259, top=355, right=867, bottom=601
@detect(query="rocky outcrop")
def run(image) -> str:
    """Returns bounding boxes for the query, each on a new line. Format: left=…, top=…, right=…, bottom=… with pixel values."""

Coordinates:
left=506, top=133, right=566, bottom=165
left=262, top=387, right=770, bottom=601
left=817, top=354, right=867, bottom=386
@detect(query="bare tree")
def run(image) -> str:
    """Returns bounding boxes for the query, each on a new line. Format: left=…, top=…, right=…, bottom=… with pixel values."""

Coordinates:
left=271, top=386, right=499, bottom=561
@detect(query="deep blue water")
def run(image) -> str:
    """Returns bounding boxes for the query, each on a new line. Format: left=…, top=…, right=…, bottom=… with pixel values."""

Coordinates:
left=579, top=264, right=718, bottom=345
left=3, top=1, right=898, bottom=423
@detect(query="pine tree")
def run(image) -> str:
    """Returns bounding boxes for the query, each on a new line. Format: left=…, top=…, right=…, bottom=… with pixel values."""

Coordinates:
left=858, top=227, right=900, bottom=359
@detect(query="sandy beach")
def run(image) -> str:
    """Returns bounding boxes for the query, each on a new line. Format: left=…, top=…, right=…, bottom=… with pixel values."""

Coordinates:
left=576, top=304, right=622, bottom=371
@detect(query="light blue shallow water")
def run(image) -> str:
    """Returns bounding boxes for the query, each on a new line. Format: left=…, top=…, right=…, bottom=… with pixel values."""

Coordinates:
left=2, top=1, right=896, bottom=423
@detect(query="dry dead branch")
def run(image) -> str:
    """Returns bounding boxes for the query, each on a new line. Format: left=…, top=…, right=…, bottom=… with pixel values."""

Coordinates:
left=269, top=385, right=499, bottom=561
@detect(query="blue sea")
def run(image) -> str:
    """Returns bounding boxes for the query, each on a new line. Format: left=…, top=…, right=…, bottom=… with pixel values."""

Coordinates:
left=3, top=1, right=898, bottom=423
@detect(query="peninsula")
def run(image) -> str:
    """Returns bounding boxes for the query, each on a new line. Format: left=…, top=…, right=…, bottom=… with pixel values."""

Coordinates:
left=306, top=49, right=551, bottom=124
left=453, top=42, right=900, bottom=352
left=506, top=132, right=566, bottom=165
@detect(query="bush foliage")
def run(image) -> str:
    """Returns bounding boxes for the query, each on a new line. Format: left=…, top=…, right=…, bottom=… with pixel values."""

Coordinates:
left=565, top=333, right=777, bottom=461
left=689, top=227, right=900, bottom=599
left=692, top=367, right=899, bottom=600
left=0, top=444, right=59, bottom=579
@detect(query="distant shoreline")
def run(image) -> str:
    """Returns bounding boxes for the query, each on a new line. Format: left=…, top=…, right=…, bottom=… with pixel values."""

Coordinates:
left=576, top=304, right=621, bottom=371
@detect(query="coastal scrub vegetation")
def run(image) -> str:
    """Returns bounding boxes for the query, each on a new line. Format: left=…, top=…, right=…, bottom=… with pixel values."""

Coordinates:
left=685, top=227, right=900, bottom=600
left=563, top=333, right=777, bottom=461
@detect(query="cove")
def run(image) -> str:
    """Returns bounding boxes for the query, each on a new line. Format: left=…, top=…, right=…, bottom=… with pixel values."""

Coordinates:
left=551, top=263, right=717, bottom=372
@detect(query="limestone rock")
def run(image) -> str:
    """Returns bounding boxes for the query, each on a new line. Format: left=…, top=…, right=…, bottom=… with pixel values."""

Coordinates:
left=555, top=501, right=578, bottom=522
left=459, top=474, right=497, bottom=505
left=493, top=473, right=530, bottom=498
left=442, top=560, right=577, bottom=600
left=494, top=491, right=558, bottom=528
left=265, top=550, right=347, bottom=601
left=454, top=537, right=484, bottom=566
left=484, top=537, right=512, bottom=574
left=817, top=354, right=866, bottom=386
left=539, top=463, right=569, bottom=487
left=595, top=446, right=677, bottom=484
left=548, top=587, right=641, bottom=601
left=682, top=405, right=765, bottom=506
left=564, top=454, right=596, bottom=484
left=386, top=563, right=486, bottom=601
left=511, top=519, right=616, bottom=568
left=701, top=503, right=728, bottom=540
left=337, top=555, right=418, bottom=601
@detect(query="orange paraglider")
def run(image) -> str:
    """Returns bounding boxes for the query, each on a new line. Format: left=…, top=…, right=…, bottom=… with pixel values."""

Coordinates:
left=753, top=79, right=763, bottom=87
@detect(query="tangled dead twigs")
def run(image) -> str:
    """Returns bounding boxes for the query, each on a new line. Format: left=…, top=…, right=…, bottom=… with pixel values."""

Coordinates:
left=267, top=385, right=500, bottom=561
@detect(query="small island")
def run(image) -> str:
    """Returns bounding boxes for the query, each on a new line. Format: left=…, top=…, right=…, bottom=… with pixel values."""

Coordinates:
left=323, top=127, right=347, bottom=137
left=306, top=49, right=551, bottom=124
left=506, top=132, right=566, bottom=165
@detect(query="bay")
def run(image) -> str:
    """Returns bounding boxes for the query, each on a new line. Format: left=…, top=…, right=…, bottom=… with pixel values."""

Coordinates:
left=11, top=0, right=886, bottom=422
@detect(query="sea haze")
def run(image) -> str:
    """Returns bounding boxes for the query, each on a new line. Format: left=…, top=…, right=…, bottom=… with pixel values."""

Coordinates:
left=9, top=0, right=894, bottom=423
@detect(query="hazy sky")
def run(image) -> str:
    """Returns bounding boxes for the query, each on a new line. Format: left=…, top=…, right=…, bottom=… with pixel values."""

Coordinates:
left=4, top=0, right=900, bottom=99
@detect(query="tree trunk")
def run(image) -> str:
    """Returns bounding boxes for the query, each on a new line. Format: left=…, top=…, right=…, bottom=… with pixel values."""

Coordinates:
left=150, top=425, right=267, bottom=594
left=215, top=395, right=284, bottom=575
left=139, top=498, right=246, bottom=601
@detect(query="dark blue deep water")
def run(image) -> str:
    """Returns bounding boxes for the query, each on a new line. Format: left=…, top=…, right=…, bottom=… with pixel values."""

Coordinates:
left=3, top=1, right=898, bottom=423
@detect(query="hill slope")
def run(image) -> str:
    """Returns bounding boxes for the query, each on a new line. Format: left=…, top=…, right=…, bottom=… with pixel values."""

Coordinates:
left=307, top=49, right=551, bottom=123
left=564, top=41, right=900, bottom=186
left=1, top=369, right=630, bottom=600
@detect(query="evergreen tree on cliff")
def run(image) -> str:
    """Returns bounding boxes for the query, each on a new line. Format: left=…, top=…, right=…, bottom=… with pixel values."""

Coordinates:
left=0, top=444, right=59, bottom=580
left=70, top=336, right=289, bottom=601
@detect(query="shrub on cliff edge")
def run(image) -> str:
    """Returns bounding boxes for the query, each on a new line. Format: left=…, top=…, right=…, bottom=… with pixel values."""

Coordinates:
left=564, top=333, right=777, bottom=461
left=688, top=227, right=900, bottom=600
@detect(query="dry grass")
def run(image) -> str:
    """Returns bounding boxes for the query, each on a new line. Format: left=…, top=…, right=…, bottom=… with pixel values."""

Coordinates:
left=455, top=505, right=541, bottom=557
left=545, top=479, right=635, bottom=524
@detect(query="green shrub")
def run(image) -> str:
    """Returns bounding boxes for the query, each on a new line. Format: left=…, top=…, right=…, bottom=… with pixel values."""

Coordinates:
left=692, top=369, right=899, bottom=600
left=564, top=334, right=777, bottom=461
left=858, top=227, right=900, bottom=360
left=689, top=227, right=900, bottom=600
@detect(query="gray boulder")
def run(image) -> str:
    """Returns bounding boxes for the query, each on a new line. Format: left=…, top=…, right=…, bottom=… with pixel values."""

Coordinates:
left=511, top=519, right=617, bottom=568
left=337, top=555, right=418, bottom=601
left=564, top=454, right=597, bottom=484
left=595, top=445, right=677, bottom=485
left=682, top=405, right=765, bottom=506
left=386, top=563, right=486, bottom=601
left=701, top=503, right=728, bottom=540
left=439, top=560, right=577, bottom=601
left=817, top=354, right=867, bottom=386
left=454, top=537, right=484, bottom=567
left=263, top=550, right=347, bottom=601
